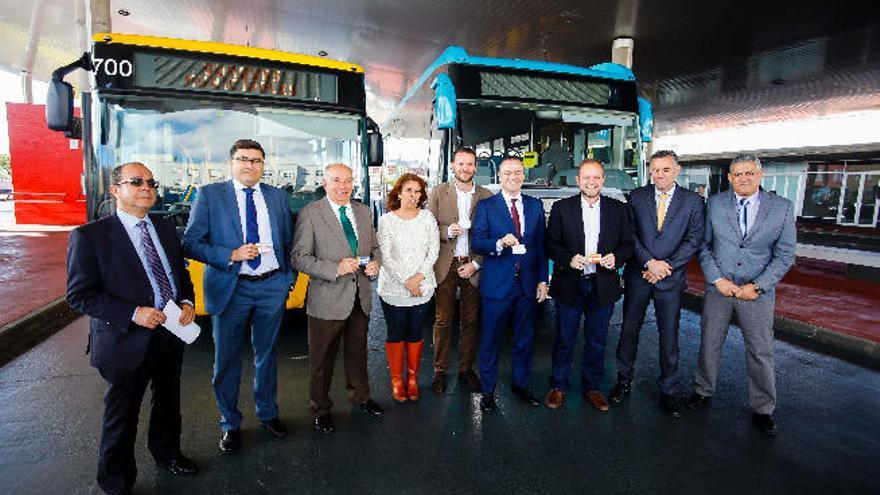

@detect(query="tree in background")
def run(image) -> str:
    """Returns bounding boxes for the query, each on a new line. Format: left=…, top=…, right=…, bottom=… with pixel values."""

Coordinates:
left=0, top=154, right=10, bottom=180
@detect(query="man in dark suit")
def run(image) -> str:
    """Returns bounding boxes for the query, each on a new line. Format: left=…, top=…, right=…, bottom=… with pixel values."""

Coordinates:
left=67, top=162, right=198, bottom=495
left=608, top=150, right=704, bottom=418
left=544, top=159, right=634, bottom=411
left=426, top=147, right=494, bottom=393
left=291, top=163, right=384, bottom=433
left=686, top=154, right=796, bottom=436
left=471, top=157, right=549, bottom=413
left=183, top=139, right=296, bottom=453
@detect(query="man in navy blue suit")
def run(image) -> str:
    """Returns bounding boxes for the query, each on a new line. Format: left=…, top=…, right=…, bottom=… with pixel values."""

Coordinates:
left=183, top=139, right=295, bottom=453
left=608, top=150, right=704, bottom=418
left=471, top=157, right=549, bottom=413
left=543, top=159, right=634, bottom=412
left=67, top=162, right=198, bottom=495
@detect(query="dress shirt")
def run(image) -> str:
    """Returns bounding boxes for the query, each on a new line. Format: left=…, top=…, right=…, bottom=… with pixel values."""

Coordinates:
left=116, top=209, right=179, bottom=314
left=233, top=180, right=280, bottom=276
left=581, top=196, right=601, bottom=275
left=496, top=190, right=525, bottom=253
left=734, top=190, right=761, bottom=237
left=452, top=183, right=474, bottom=257
left=655, top=183, right=676, bottom=209
left=327, top=196, right=359, bottom=240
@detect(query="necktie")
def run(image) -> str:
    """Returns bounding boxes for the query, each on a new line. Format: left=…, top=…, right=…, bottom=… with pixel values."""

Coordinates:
left=339, top=205, right=358, bottom=255
left=244, top=187, right=261, bottom=269
left=510, top=198, right=522, bottom=239
left=739, top=198, right=749, bottom=238
left=136, top=220, right=174, bottom=309
left=657, top=191, right=669, bottom=231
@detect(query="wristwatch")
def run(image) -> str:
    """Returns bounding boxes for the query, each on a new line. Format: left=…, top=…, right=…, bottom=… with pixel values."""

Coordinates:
left=751, top=282, right=765, bottom=294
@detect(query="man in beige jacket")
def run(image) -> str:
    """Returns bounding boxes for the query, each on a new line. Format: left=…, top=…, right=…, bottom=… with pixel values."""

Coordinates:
left=291, top=163, right=383, bottom=434
left=427, top=147, right=494, bottom=394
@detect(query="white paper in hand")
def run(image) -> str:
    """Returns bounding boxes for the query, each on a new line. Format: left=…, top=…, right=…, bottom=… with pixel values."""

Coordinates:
left=162, top=300, right=201, bottom=344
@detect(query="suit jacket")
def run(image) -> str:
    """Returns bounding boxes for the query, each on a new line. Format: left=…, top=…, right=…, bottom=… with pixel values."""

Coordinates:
left=182, top=181, right=295, bottom=314
left=66, top=214, right=195, bottom=371
left=624, top=184, right=705, bottom=291
left=699, top=189, right=796, bottom=295
left=291, top=198, right=381, bottom=320
left=471, top=192, right=548, bottom=299
left=545, top=194, right=634, bottom=307
left=427, top=181, right=494, bottom=286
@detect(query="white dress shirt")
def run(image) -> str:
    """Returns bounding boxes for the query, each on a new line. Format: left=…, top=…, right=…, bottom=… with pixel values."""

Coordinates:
left=655, top=182, right=676, bottom=209
left=116, top=209, right=180, bottom=319
left=452, top=183, right=474, bottom=257
left=326, top=196, right=359, bottom=240
left=581, top=196, right=601, bottom=275
left=233, top=179, right=280, bottom=276
left=734, top=190, right=761, bottom=237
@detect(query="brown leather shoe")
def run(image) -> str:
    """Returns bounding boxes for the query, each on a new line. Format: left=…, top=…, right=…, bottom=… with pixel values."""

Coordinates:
left=544, top=389, right=565, bottom=410
left=584, top=390, right=610, bottom=412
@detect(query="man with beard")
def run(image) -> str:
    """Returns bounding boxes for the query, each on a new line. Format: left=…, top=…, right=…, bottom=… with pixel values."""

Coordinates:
left=426, top=147, right=494, bottom=394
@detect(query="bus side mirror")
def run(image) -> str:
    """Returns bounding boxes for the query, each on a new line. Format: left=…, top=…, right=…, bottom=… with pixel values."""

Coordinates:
left=46, top=79, right=75, bottom=133
left=367, top=117, right=383, bottom=167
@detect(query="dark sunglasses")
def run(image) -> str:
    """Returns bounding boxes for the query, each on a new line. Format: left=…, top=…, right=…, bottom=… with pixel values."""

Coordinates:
left=117, top=177, right=160, bottom=189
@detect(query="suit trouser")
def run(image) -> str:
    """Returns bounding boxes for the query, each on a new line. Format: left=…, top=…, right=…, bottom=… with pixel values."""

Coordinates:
left=616, top=279, right=683, bottom=395
left=308, top=302, right=372, bottom=416
left=97, top=329, right=183, bottom=494
left=432, top=258, right=481, bottom=374
left=211, top=273, right=288, bottom=431
left=694, top=289, right=777, bottom=414
left=550, top=277, right=614, bottom=392
left=479, top=281, right=537, bottom=394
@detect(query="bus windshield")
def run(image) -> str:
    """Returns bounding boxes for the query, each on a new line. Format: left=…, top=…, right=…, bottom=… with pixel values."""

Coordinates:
left=461, top=102, right=641, bottom=192
left=91, top=95, right=363, bottom=217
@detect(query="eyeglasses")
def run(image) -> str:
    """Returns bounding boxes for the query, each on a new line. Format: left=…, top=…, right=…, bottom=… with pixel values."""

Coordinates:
left=233, top=156, right=265, bottom=165
left=117, top=177, right=160, bottom=189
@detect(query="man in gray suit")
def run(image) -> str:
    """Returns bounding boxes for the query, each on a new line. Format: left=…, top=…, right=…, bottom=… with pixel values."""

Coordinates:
left=291, top=163, right=384, bottom=434
left=686, top=154, right=796, bottom=437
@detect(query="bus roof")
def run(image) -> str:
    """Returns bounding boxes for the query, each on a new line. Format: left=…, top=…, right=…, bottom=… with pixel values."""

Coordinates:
left=92, top=33, right=364, bottom=74
left=393, top=46, right=636, bottom=120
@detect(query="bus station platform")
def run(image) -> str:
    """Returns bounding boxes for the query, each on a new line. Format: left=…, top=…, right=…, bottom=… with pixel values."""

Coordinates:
left=0, top=286, right=877, bottom=493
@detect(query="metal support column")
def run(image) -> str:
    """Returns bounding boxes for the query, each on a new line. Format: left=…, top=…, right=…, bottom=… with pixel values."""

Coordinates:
left=20, top=0, right=47, bottom=104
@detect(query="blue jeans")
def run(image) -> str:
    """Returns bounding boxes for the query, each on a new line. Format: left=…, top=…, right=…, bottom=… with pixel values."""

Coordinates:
left=381, top=300, right=429, bottom=343
left=551, top=277, right=614, bottom=392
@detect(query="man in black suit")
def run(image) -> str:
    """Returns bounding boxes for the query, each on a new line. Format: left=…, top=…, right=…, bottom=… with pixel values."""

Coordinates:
left=544, top=159, right=634, bottom=411
left=67, top=163, right=198, bottom=495
left=608, top=150, right=705, bottom=418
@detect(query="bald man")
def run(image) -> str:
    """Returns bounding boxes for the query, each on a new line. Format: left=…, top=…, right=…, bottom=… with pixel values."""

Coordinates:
left=291, top=163, right=384, bottom=434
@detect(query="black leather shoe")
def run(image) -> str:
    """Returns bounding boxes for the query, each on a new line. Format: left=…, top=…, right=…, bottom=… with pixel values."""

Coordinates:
left=261, top=417, right=288, bottom=438
left=431, top=373, right=447, bottom=394
left=218, top=429, right=241, bottom=454
left=459, top=369, right=482, bottom=392
left=608, top=381, right=632, bottom=404
left=685, top=392, right=711, bottom=410
left=355, top=399, right=384, bottom=418
left=752, top=413, right=778, bottom=437
left=660, top=394, right=683, bottom=418
left=479, top=393, right=497, bottom=413
left=156, top=454, right=198, bottom=476
left=511, top=385, right=540, bottom=406
left=314, top=414, right=335, bottom=434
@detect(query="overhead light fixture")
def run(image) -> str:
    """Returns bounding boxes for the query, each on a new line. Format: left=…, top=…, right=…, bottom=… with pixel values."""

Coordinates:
left=117, top=9, right=130, bottom=16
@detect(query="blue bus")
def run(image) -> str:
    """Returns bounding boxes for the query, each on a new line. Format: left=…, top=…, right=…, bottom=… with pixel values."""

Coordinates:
left=382, top=46, right=654, bottom=209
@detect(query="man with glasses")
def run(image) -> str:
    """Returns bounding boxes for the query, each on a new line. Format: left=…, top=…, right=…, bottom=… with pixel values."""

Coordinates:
left=67, top=162, right=198, bottom=494
left=686, top=154, right=796, bottom=436
left=183, top=139, right=296, bottom=453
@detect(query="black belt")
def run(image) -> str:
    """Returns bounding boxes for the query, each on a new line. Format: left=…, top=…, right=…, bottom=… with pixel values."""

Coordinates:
left=581, top=273, right=596, bottom=280
left=238, top=268, right=280, bottom=282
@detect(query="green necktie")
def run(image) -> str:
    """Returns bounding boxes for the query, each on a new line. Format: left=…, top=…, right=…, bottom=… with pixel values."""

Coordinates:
left=339, top=205, right=358, bottom=255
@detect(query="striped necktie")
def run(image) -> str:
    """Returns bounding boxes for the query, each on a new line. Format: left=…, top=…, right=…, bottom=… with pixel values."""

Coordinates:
left=739, top=198, right=749, bottom=238
left=136, top=220, right=174, bottom=308
left=657, top=192, right=669, bottom=231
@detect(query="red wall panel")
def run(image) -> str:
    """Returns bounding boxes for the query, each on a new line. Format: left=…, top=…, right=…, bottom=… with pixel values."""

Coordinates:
left=7, top=102, right=85, bottom=225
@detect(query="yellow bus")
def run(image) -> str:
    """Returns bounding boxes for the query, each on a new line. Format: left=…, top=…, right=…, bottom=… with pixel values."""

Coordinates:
left=47, top=33, right=382, bottom=314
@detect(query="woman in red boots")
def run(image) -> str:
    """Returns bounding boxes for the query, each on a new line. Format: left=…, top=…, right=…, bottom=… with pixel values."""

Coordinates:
left=377, top=173, right=439, bottom=402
